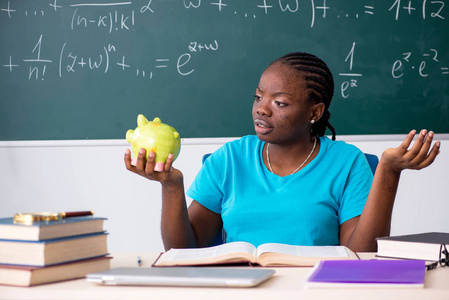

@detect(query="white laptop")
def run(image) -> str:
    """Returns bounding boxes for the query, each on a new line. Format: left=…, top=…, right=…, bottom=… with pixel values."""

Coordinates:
left=86, top=267, right=275, bottom=287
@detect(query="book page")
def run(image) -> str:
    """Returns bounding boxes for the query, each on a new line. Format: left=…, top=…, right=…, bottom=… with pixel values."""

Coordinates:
left=160, top=242, right=257, bottom=262
left=256, top=243, right=350, bottom=258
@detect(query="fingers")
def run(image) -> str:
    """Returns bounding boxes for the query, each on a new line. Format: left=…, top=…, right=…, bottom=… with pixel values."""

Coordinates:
left=146, top=150, right=155, bottom=169
left=420, top=141, right=440, bottom=168
left=124, top=149, right=134, bottom=171
left=407, top=129, right=430, bottom=159
left=164, top=154, right=174, bottom=172
left=397, top=129, right=417, bottom=153
left=406, top=130, right=441, bottom=170
left=135, top=148, right=149, bottom=174
left=146, top=151, right=174, bottom=173
left=415, top=132, right=440, bottom=169
left=125, top=148, right=176, bottom=179
left=124, top=148, right=152, bottom=177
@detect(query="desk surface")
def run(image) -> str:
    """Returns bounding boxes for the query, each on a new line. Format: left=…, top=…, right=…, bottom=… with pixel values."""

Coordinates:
left=1, top=252, right=448, bottom=300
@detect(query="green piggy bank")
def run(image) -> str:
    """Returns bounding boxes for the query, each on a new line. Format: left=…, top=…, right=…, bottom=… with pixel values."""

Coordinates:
left=126, top=114, right=181, bottom=172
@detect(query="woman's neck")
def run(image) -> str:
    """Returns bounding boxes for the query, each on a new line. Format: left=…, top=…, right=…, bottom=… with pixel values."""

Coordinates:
left=264, top=136, right=320, bottom=177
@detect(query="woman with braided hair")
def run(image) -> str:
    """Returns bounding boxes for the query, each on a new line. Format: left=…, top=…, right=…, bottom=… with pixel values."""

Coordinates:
left=125, top=52, right=440, bottom=252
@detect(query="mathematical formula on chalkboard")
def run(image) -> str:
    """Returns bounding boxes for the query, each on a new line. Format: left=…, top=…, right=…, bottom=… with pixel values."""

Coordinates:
left=3, top=1, right=447, bottom=86
left=1, top=0, right=448, bottom=140
left=3, top=33, right=218, bottom=80
left=2, top=0, right=446, bottom=24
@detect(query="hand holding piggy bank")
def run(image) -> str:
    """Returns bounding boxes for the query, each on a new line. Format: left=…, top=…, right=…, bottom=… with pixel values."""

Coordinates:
left=126, top=114, right=181, bottom=172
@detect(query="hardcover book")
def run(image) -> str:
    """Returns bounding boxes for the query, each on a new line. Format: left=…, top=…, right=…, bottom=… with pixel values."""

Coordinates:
left=0, top=216, right=106, bottom=241
left=0, top=232, right=108, bottom=266
left=0, top=256, right=111, bottom=287
left=376, top=232, right=449, bottom=261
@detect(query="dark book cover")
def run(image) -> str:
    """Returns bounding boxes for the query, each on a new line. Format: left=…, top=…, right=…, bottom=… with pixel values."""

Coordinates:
left=377, top=232, right=449, bottom=244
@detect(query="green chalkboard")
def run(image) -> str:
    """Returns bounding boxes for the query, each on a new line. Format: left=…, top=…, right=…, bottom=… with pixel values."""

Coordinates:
left=1, top=1, right=448, bottom=140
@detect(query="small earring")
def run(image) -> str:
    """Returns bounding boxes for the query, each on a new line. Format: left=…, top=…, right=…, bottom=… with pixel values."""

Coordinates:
left=310, top=120, right=315, bottom=124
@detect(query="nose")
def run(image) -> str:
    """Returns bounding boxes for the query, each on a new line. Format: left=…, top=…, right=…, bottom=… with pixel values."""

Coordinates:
left=255, top=99, right=270, bottom=117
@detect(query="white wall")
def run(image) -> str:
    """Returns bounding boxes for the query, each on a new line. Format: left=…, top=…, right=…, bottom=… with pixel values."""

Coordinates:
left=1, top=135, right=448, bottom=253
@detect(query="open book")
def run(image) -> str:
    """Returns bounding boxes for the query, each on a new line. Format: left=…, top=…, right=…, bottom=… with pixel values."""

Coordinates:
left=153, top=242, right=358, bottom=267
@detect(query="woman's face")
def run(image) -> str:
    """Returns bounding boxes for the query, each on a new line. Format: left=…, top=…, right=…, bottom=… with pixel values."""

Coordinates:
left=252, top=61, right=318, bottom=145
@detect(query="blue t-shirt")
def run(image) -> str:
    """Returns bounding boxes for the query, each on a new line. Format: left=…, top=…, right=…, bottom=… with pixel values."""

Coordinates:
left=187, top=135, right=373, bottom=247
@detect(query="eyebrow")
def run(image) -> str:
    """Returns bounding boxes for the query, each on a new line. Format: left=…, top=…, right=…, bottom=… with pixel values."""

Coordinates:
left=256, top=86, right=293, bottom=97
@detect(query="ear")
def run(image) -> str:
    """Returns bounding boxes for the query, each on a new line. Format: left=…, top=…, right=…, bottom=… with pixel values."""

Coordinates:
left=310, top=103, right=325, bottom=123
left=137, top=114, right=149, bottom=127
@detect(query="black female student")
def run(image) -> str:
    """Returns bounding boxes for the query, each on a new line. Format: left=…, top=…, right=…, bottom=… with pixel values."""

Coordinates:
left=124, top=52, right=440, bottom=252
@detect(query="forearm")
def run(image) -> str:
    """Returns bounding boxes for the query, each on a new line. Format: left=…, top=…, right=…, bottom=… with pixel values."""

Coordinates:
left=345, top=130, right=440, bottom=252
left=160, top=181, right=199, bottom=251
left=346, top=161, right=401, bottom=252
left=124, top=149, right=200, bottom=250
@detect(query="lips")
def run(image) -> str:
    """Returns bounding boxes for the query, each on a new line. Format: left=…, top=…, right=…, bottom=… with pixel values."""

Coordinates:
left=254, top=118, right=274, bottom=135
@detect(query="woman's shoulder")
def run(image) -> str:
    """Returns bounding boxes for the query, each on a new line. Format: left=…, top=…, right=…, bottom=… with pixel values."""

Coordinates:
left=222, top=135, right=261, bottom=151
left=318, top=137, right=372, bottom=176
left=208, top=135, right=261, bottom=160
left=320, top=136, right=364, bottom=158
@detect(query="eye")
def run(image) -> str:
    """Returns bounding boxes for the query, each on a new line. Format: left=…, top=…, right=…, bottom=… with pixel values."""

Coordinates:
left=254, top=95, right=262, bottom=101
left=275, top=100, right=288, bottom=107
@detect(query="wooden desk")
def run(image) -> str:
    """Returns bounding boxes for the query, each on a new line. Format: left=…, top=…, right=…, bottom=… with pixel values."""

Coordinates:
left=1, top=252, right=448, bottom=300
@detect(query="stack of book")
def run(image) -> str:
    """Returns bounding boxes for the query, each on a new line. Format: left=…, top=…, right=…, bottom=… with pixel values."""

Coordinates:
left=0, top=214, right=111, bottom=286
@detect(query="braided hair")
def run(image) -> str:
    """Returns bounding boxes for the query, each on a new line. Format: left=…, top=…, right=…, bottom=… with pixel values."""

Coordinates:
left=273, top=52, right=336, bottom=140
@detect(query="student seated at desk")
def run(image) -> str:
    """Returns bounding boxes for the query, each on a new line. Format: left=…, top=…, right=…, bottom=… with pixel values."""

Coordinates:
left=124, top=52, right=440, bottom=252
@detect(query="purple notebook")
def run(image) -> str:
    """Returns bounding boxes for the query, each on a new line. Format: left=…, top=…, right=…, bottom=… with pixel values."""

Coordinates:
left=307, top=260, right=426, bottom=285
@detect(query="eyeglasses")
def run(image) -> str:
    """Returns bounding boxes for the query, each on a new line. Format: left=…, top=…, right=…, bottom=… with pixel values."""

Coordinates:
left=426, top=244, right=448, bottom=271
